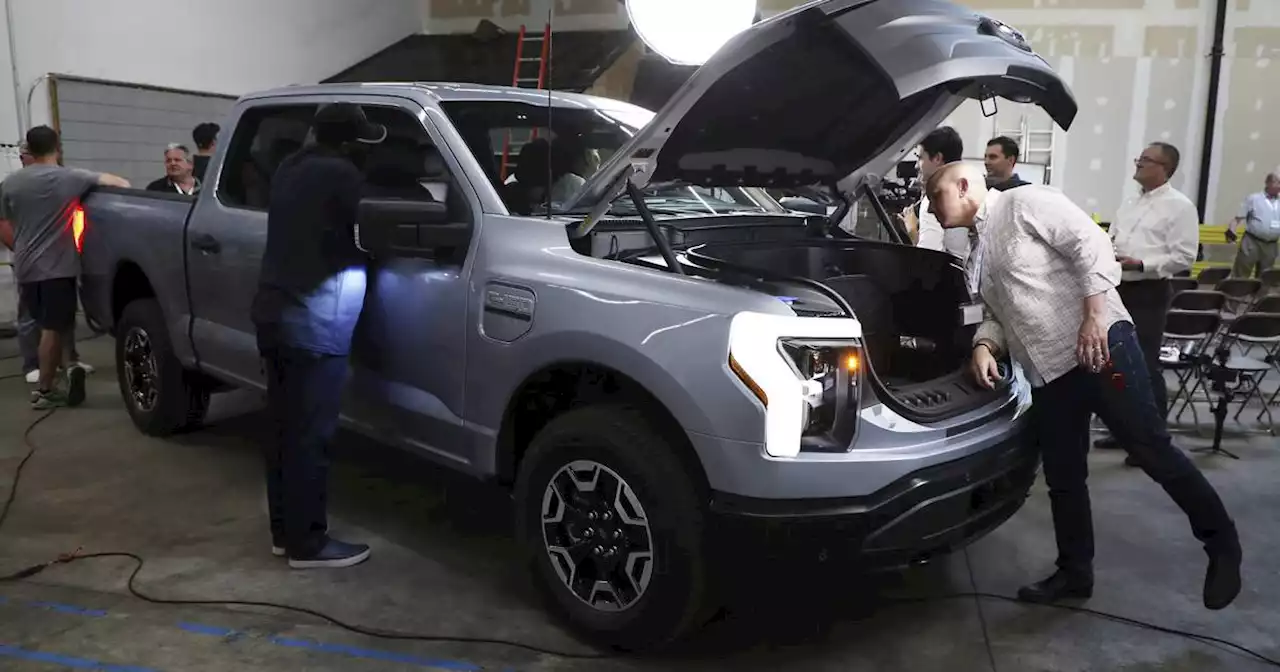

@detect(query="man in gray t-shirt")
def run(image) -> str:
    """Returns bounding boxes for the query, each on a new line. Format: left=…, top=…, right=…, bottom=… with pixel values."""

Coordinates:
left=0, top=125, right=129, bottom=408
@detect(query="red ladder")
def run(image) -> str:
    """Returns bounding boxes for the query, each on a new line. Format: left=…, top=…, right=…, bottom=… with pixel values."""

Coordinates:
left=500, top=24, right=551, bottom=182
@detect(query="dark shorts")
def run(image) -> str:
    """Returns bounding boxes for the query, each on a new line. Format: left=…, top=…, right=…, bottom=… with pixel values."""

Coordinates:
left=19, top=277, right=79, bottom=332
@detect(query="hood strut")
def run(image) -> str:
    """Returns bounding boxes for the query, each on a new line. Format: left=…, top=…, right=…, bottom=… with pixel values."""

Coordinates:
left=625, top=179, right=685, bottom=275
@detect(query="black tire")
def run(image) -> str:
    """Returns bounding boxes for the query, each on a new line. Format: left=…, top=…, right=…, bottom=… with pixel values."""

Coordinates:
left=514, top=404, right=711, bottom=651
left=115, top=299, right=210, bottom=436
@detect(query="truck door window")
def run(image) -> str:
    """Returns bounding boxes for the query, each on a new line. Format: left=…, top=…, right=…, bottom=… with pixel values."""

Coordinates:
left=360, top=106, right=473, bottom=225
left=216, top=105, right=316, bottom=211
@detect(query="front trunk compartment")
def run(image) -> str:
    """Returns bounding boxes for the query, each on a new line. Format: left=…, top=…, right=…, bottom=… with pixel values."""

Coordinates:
left=685, top=238, right=1010, bottom=424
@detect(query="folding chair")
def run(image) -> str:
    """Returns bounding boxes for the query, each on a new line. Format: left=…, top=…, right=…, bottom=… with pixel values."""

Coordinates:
left=1259, top=268, right=1280, bottom=296
left=1170, top=277, right=1199, bottom=295
left=1253, top=295, right=1280, bottom=314
left=1164, top=309, right=1223, bottom=429
left=1190, top=313, right=1280, bottom=457
left=1170, top=290, right=1227, bottom=312
left=1240, top=296, right=1280, bottom=359
left=1215, top=278, right=1263, bottom=316
left=1197, top=267, right=1231, bottom=286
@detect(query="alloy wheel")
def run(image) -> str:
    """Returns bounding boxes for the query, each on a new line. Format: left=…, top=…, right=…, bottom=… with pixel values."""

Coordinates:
left=122, top=326, right=159, bottom=413
left=541, top=459, right=655, bottom=613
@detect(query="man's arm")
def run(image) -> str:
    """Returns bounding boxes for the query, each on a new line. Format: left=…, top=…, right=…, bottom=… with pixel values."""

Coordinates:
left=1225, top=199, right=1250, bottom=242
left=0, top=218, right=12, bottom=250
left=97, top=173, right=131, bottom=188
left=1139, top=201, right=1199, bottom=277
left=1017, top=192, right=1121, bottom=298
left=974, top=317, right=1005, bottom=355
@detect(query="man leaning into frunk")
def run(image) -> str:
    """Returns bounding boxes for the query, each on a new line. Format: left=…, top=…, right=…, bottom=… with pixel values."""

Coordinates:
left=925, top=161, right=1242, bottom=610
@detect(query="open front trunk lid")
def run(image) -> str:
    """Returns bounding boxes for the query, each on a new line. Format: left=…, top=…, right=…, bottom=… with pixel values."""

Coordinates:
left=569, top=0, right=1076, bottom=211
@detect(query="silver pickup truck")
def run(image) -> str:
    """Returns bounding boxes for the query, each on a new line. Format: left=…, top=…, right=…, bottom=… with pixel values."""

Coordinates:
left=79, top=0, right=1077, bottom=650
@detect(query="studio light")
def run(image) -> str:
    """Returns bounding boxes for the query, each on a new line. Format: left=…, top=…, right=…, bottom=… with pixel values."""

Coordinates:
left=625, top=0, right=757, bottom=67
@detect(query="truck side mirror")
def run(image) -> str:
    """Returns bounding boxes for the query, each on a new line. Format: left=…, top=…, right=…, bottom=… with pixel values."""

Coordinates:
left=356, top=197, right=470, bottom=258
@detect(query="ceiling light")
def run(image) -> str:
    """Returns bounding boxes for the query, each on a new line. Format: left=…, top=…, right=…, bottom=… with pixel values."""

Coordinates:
left=625, top=0, right=757, bottom=67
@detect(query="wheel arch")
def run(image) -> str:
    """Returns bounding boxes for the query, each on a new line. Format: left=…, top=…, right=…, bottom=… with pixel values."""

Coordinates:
left=111, top=259, right=157, bottom=328
left=494, top=360, right=711, bottom=498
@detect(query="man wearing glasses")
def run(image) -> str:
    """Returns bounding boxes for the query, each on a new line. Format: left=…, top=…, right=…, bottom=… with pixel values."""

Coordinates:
left=1093, top=143, right=1199, bottom=462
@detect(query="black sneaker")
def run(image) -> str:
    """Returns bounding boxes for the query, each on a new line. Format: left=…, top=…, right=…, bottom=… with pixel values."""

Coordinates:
left=1016, top=570, right=1094, bottom=604
left=288, top=538, right=370, bottom=569
left=66, top=366, right=87, bottom=407
left=1093, top=436, right=1122, bottom=450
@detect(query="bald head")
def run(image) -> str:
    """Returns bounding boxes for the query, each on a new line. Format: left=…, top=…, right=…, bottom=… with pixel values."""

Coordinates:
left=1266, top=172, right=1279, bottom=197
left=925, top=161, right=989, bottom=230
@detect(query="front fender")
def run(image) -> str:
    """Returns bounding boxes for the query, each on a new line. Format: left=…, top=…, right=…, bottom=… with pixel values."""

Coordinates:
left=465, top=284, right=766, bottom=445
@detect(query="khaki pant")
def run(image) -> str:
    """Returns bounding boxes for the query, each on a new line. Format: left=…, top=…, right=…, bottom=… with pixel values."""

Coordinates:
left=1231, top=233, right=1279, bottom=279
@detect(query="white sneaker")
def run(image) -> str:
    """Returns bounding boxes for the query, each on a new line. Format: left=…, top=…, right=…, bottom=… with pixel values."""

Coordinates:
left=69, top=361, right=94, bottom=374
left=24, top=370, right=39, bottom=384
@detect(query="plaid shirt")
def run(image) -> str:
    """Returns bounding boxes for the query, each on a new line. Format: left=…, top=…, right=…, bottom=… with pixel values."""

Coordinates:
left=972, top=186, right=1132, bottom=387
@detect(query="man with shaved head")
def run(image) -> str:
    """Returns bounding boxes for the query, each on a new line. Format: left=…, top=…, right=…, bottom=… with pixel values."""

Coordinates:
left=926, top=162, right=1241, bottom=611
left=1225, top=172, right=1280, bottom=278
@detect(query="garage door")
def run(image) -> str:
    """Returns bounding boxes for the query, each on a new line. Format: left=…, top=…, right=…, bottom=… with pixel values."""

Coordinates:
left=50, top=75, right=236, bottom=189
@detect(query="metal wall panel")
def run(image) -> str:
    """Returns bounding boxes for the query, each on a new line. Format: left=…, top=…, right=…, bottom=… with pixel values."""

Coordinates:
left=51, top=76, right=236, bottom=189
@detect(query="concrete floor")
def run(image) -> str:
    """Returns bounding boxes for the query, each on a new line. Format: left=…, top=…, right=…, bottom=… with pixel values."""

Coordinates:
left=1, top=333, right=1278, bottom=672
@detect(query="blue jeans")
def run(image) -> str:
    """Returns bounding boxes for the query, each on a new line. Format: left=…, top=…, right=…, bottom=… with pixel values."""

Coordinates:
left=1029, top=321, right=1236, bottom=576
left=260, top=343, right=348, bottom=557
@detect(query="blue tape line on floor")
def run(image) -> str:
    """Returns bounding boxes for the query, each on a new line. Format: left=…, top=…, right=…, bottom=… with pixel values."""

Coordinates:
left=269, top=636, right=481, bottom=671
left=0, top=643, right=158, bottom=671
left=5, top=596, right=494, bottom=671
left=176, top=622, right=239, bottom=638
left=29, top=600, right=108, bottom=617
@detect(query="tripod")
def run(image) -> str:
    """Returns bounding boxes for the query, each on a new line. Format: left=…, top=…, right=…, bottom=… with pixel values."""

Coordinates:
left=1190, top=348, right=1241, bottom=460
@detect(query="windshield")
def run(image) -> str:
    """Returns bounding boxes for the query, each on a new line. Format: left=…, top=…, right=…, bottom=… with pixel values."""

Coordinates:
left=440, top=100, right=776, bottom=217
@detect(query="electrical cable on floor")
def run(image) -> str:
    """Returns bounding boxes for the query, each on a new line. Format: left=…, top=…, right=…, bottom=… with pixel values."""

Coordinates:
left=963, top=546, right=999, bottom=672
left=2, top=410, right=1279, bottom=667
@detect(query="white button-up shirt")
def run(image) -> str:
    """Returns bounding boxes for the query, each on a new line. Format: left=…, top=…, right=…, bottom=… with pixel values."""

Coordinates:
left=973, top=186, right=1132, bottom=387
left=1110, top=183, right=1199, bottom=282
left=917, top=194, right=972, bottom=263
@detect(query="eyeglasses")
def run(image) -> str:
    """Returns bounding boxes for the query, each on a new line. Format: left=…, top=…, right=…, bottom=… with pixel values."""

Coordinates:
left=1134, top=157, right=1166, bottom=167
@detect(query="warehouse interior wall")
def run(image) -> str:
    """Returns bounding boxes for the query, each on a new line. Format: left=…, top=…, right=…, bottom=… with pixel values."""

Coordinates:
left=422, top=0, right=629, bottom=33
left=0, top=0, right=421, bottom=145
left=436, top=0, right=1279, bottom=228
left=946, top=0, right=1280, bottom=227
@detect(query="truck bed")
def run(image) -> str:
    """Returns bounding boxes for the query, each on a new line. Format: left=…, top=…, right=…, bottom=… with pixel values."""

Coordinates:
left=79, top=187, right=196, bottom=362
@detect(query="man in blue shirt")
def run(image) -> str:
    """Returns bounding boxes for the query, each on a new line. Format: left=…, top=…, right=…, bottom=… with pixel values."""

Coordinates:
left=251, top=103, right=386, bottom=569
left=1225, top=173, right=1280, bottom=278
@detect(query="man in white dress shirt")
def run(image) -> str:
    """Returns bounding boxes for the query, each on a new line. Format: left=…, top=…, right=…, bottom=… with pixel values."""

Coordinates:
left=1095, top=142, right=1199, bottom=456
left=927, top=161, right=1241, bottom=611
left=912, top=127, right=970, bottom=263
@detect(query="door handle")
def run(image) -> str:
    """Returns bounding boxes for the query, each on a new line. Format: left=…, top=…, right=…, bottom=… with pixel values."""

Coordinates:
left=190, top=233, right=221, bottom=254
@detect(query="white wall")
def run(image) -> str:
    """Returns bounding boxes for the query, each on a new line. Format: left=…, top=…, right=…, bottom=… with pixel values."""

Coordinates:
left=419, top=0, right=1280, bottom=227
left=0, top=0, right=422, bottom=147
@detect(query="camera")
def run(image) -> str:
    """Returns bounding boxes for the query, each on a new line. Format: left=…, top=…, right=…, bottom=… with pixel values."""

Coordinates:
left=877, top=160, right=922, bottom=213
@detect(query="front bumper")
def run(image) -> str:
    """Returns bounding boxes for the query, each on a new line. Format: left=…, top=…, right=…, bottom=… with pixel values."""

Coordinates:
left=707, top=427, right=1038, bottom=571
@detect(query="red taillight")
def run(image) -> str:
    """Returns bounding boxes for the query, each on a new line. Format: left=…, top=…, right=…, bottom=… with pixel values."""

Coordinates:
left=72, top=204, right=85, bottom=253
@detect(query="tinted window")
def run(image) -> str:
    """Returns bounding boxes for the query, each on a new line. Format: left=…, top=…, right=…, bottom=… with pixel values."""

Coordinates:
left=360, top=105, right=471, bottom=223
left=217, top=105, right=316, bottom=210
left=440, top=100, right=773, bottom=217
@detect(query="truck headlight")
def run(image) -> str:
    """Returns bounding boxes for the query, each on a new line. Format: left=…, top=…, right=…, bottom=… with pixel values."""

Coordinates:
left=727, top=312, right=862, bottom=458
